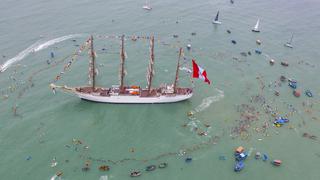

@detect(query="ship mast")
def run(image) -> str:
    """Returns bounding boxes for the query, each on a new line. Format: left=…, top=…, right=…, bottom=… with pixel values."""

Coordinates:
left=119, top=35, right=126, bottom=92
left=89, top=35, right=96, bottom=90
left=146, top=36, right=155, bottom=94
left=173, top=48, right=183, bottom=93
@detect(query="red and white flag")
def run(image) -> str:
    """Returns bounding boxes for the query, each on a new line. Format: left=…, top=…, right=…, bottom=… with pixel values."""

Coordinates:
left=192, top=59, right=210, bottom=84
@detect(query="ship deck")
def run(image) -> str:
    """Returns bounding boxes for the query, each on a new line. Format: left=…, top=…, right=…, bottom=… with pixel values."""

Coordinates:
left=75, top=86, right=192, bottom=97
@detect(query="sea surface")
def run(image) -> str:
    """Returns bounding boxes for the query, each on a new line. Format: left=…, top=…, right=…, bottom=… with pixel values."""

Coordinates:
left=1, top=0, right=320, bottom=179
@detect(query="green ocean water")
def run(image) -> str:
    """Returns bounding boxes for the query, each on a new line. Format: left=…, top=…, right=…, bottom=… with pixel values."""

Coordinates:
left=1, top=0, right=320, bottom=179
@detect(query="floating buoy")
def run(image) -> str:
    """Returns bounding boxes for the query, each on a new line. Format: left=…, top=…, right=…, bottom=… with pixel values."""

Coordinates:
left=293, top=90, right=301, bottom=97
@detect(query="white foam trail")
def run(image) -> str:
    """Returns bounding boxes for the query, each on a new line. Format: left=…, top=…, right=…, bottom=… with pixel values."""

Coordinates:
left=194, top=88, right=224, bottom=113
left=33, top=34, right=82, bottom=52
left=0, top=41, right=41, bottom=72
left=0, top=34, right=82, bottom=72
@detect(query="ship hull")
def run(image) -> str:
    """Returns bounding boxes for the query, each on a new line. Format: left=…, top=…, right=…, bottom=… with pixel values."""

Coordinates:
left=76, top=92, right=193, bottom=104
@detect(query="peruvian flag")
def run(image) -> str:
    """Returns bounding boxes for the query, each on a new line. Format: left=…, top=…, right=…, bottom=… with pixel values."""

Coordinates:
left=192, top=59, right=210, bottom=84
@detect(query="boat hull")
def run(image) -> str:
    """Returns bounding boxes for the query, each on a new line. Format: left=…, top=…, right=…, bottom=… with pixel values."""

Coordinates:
left=284, top=43, right=293, bottom=48
left=142, top=6, right=152, bottom=10
left=212, top=21, right=222, bottom=24
left=76, top=92, right=193, bottom=104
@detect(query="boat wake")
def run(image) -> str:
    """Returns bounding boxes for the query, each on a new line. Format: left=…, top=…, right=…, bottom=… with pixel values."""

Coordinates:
left=0, top=34, right=82, bottom=72
left=194, top=88, right=224, bottom=113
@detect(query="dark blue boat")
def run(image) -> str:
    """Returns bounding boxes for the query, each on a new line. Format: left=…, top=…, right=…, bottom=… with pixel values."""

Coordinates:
left=234, top=161, right=244, bottom=172
left=288, top=82, right=297, bottom=89
left=305, top=90, right=313, bottom=97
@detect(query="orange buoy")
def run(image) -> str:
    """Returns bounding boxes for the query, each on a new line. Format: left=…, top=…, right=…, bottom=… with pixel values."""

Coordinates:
left=293, top=90, right=301, bottom=97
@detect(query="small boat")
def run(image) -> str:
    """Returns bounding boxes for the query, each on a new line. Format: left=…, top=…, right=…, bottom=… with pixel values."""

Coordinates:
left=146, top=165, right=156, bottom=171
left=130, top=171, right=142, bottom=177
left=288, top=78, right=297, bottom=83
left=274, top=117, right=289, bottom=125
left=231, top=40, right=237, bottom=44
left=185, top=157, right=192, bottom=163
left=288, top=82, right=297, bottom=89
left=227, top=29, right=231, bottom=34
left=142, top=0, right=152, bottom=10
left=235, top=152, right=248, bottom=161
left=305, top=90, right=313, bottom=97
left=256, top=39, right=261, bottom=45
left=255, top=49, right=262, bottom=54
left=212, top=11, right=222, bottom=24
left=235, top=146, right=244, bottom=154
left=234, top=161, right=244, bottom=172
left=272, top=159, right=282, bottom=166
left=280, top=75, right=286, bottom=82
left=284, top=34, right=294, bottom=48
left=281, top=61, right=289, bottom=66
left=252, top=19, right=260, bottom=32
left=262, top=154, right=268, bottom=161
left=186, top=44, right=192, bottom=50
left=158, top=162, right=168, bottom=168
left=99, top=165, right=110, bottom=171
left=255, top=152, right=262, bottom=159
left=269, top=59, right=275, bottom=65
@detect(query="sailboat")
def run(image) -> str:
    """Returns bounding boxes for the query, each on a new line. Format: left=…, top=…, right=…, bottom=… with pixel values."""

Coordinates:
left=284, top=34, right=293, bottom=48
left=212, top=11, right=221, bottom=24
left=252, top=19, right=260, bottom=32
left=50, top=35, right=193, bottom=104
left=142, top=0, right=152, bottom=10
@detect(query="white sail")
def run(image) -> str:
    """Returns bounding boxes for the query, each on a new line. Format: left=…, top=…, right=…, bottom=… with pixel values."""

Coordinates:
left=252, top=19, right=260, bottom=32
left=142, top=0, right=152, bottom=10
left=284, top=33, right=294, bottom=48
left=212, top=11, right=221, bottom=24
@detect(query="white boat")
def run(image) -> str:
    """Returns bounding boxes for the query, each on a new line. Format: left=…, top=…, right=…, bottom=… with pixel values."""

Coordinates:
left=212, top=11, right=221, bottom=24
left=252, top=19, right=260, bottom=32
left=51, top=35, right=193, bottom=104
left=284, top=34, right=293, bottom=48
left=142, top=0, right=152, bottom=10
